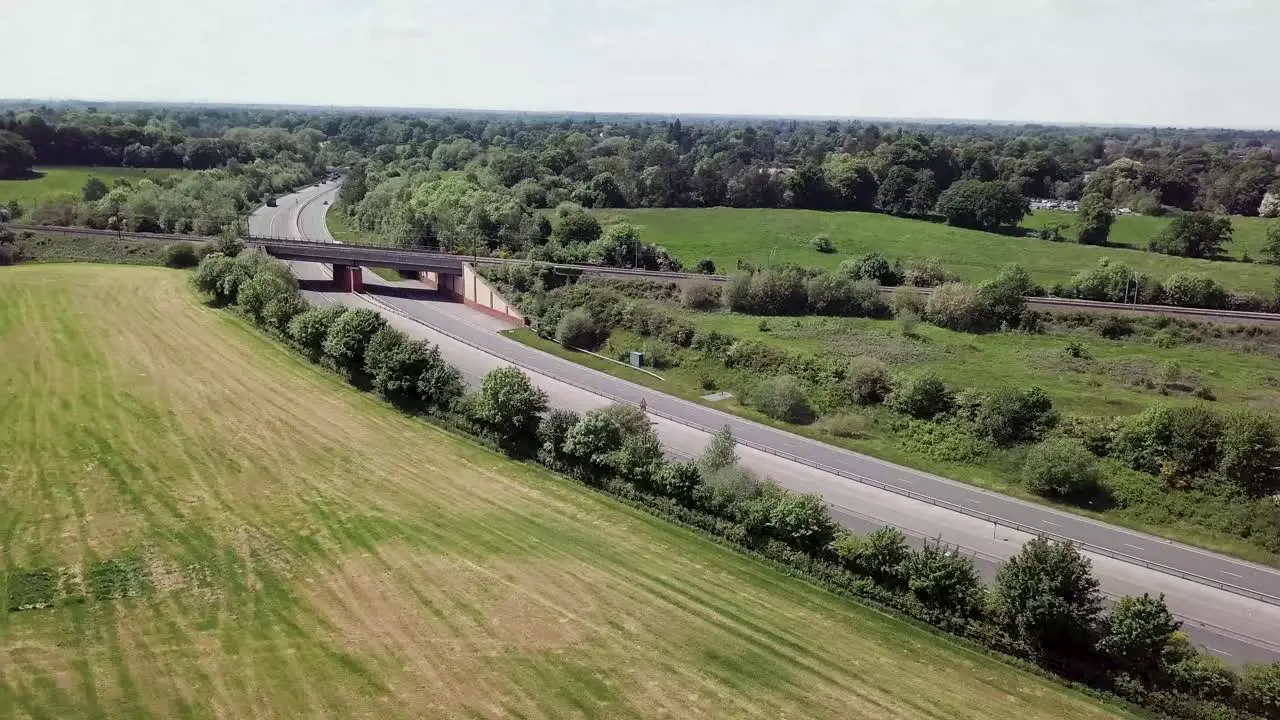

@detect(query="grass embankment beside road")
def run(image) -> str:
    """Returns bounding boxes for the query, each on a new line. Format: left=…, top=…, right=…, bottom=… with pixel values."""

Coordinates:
left=0, top=166, right=186, bottom=208
left=0, top=264, right=1130, bottom=719
left=601, top=207, right=1280, bottom=294
left=504, top=311, right=1280, bottom=567
left=10, top=232, right=185, bottom=265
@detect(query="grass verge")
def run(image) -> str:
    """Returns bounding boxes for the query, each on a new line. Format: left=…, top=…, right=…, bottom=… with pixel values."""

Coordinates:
left=0, top=264, right=1134, bottom=719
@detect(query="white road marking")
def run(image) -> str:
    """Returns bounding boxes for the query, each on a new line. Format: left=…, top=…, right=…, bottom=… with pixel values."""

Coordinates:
left=1207, top=647, right=1233, bottom=657
left=1221, top=571, right=1244, bottom=579
left=1124, top=543, right=1145, bottom=551
left=1040, top=520, right=1061, bottom=528
left=966, top=499, right=982, bottom=505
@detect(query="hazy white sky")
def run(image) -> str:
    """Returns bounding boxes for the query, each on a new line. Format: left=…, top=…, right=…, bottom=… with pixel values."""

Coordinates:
left=7, top=0, right=1277, bottom=128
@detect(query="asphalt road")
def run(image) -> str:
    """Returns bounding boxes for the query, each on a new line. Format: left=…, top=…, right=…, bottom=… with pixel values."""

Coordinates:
left=251, top=181, right=1280, bottom=664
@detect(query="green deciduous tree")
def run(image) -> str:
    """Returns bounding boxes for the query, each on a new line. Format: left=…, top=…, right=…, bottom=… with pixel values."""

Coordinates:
left=0, top=130, right=35, bottom=179
left=472, top=366, right=548, bottom=451
left=934, top=179, right=1030, bottom=231
left=555, top=308, right=606, bottom=349
left=1149, top=212, right=1233, bottom=258
left=843, top=356, right=893, bottom=406
left=81, top=176, right=109, bottom=202
left=767, top=492, right=839, bottom=553
left=990, top=537, right=1103, bottom=657
left=901, top=540, right=983, bottom=617
left=287, top=305, right=347, bottom=361
left=925, top=282, right=988, bottom=332
left=835, top=527, right=910, bottom=587
left=322, top=307, right=388, bottom=377
left=1076, top=193, right=1114, bottom=246
left=700, top=425, right=739, bottom=474
left=1099, top=593, right=1180, bottom=680
left=1161, top=272, right=1226, bottom=309
left=1240, top=662, right=1280, bottom=718
left=974, top=386, right=1057, bottom=446
left=1263, top=222, right=1280, bottom=264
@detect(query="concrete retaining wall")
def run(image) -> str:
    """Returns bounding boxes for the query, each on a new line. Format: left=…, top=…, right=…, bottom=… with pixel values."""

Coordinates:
left=422, top=265, right=525, bottom=326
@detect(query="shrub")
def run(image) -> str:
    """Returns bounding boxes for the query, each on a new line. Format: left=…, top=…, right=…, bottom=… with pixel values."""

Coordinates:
left=562, top=410, right=627, bottom=478
left=695, top=257, right=717, bottom=274
left=841, top=251, right=901, bottom=285
left=1111, top=404, right=1224, bottom=483
left=1098, top=593, right=1180, bottom=680
left=162, top=242, right=199, bottom=268
left=977, top=264, right=1034, bottom=328
left=805, top=273, right=887, bottom=317
left=901, top=541, right=983, bottom=617
left=834, top=527, right=910, bottom=586
left=1239, top=663, right=1280, bottom=717
left=751, top=375, right=812, bottom=424
left=262, top=293, right=307, bottom=334
left=925, top=282, right=988, bottom=332
left=0, top=242, right=20, bottom=266
left=1218, top=410, right=1280, bottom=496
left=555, top=308, right=606, bottom=349
left=191, top=253, right=236, bottom=304
left=886, top=374, right=952, bottom=419
left=322, top=307, right=388, bottom=377
left=1067, top=259, right=1151, bottom=303
left=681, top=280, right=720, bottom=310
left=1022, top=438, right=1101, bottom=498
left=287, top=305, right=347, bottom=360
left=743, top=266, right=808, bottom=315
left=699, top=426, right=739, bottom=474
left=765, top=491, right=839, bottom=553
left=1167, top=654, right=1239, bottom=702
left=891, top=288, right=927, bottom=318
left=973, top=387, right=1057, bottom=446
left=1095, top=315, right=1133, bottom=339
left=902, top=257, right=950, bottom=287
left=1062, top=340, right=1091, bottom=359
left=696, top=465, right=765, bottom=516
left=470, top=366, right=548, bottom=451
left=536, top=408, right=581, bottom=471
left=817, top=412, right=872, bottom=438
left=843, top=356, right=893, bottom=405
left=722, top=271, right=751, bottom=311
left=810, top=234, right=835, bottom=253
left=898, top=418, right=993, bottom=463
left=1161, top=272, right=1226, bottom=309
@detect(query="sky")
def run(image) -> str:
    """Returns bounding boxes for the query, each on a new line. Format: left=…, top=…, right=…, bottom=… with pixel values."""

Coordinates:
left=6, top=0, right=1278, bottom=129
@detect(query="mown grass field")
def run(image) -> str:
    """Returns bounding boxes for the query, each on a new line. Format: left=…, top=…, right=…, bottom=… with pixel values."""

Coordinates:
left=601, top=208, right=1280, bottom=294
left=0, top=166, right=186, bottom=209
left=0, top=264, right=1132, bottom=719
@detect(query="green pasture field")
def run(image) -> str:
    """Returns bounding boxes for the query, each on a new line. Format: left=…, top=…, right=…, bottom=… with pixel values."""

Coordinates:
left=600, top=207, right=1280, bottom=294
left=0, top=166, right=185, bottom=209
left=0, top=264, right=1131, bottom=719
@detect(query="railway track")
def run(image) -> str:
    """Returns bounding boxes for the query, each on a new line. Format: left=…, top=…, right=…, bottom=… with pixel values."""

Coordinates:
left=9, top=222, right=1280, bottom=326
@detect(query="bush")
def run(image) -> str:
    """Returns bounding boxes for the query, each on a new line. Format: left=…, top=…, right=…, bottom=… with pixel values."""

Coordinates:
left=841, top=251, right=901, bottom=285
left=1161, top=272, right=1226, bottom=309
left=695, top=257, right=716, bottom=274
left=0, top=242, right=20, bottom=266
left=751, top=375, right=812, bottom=424
left=902, top=257, right=950, bottom=287
left=191, top=253, right=237, bottom=304
left=886, top=374, right=952, bottom=419
left=1218, top=410, right=1280, bottom=496
left=1098, top=593, right=1180, bottom=680
left=322, top=307, right=388, bottom=377
left=699, top=426, right=739, bottom=474
left=162, top=242, right=199, bottom=268
left=471, top=366, right=548, bottom=451
left=1095, top=315, right=1133, bottom=339
left=843, top=356, right=892, bottom=405
left=805, top=273, right=887, bottom=317
left=1067, top=259, right=1152, bottom=303
left=834, top=527, right=910, bottom=587
left=1168, top=654, right=1239, bottom=702
left=536, top=408, right=581, bottom=471
left=901, top=541, right=983, bottom=617
left=287, top=305, right=347, bottom=360
left=1111, top=404, right=1224, bottom=483
left=681, top=280, right=721, bottom=310
left=810, top=234, right=835, bottom=253
left=721, top=271, right=751, bottom=311
left=816, top=412, right=872, bottom=438
left=1239, top=663, right=1280, bottom=717
left=925, top=282, right=988, bottom=332
left=555, top=308, right=606, bottom=350
left=973, top=387, right=1057, bottom=446
left=740, top=266, right=808, bottom=315
left=1022, top=438, right=1101, bottom=498
left=262, top=293, right=307, bottom=334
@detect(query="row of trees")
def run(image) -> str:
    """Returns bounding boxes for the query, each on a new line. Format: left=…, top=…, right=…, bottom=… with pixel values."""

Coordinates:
left=186, top=251, right=1280, bottom=719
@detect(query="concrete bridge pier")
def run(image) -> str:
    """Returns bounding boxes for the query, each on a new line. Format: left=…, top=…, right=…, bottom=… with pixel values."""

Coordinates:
left=333, top=264, right=363, bottom=293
